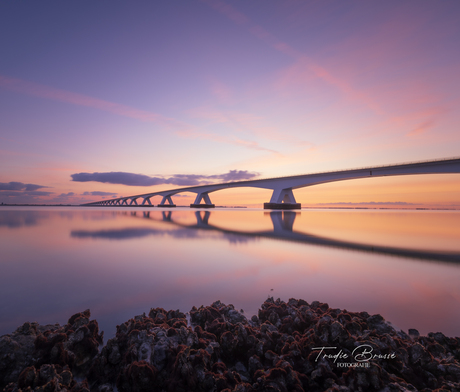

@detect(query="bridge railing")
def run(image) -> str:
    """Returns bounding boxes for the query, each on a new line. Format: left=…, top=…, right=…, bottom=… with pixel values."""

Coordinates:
left=243, top=156, right=460, bottom=183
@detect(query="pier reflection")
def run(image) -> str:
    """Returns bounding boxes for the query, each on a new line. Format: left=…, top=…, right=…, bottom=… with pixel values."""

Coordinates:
left=3, top=207, right=460, bottom=338
left=71, top=210, right=460, bottom=264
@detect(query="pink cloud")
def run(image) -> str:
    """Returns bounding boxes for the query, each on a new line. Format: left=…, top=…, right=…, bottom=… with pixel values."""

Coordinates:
left=187, top=106, right=312, bottom=148
left=404, top=107, right=449, bottom=136
left=202, top=1, right=384, bottom=115
left=188, top=106, right=262, bottom=129
left=204, top=0, right=458, bottom=154
left=176, top=127, right=279, bottom=154
left=299, top=5, right=456, bottom=123
left=273, top=56, right=384, bottom=116
left=0, top=75, right=190, bottom=130
left=208, top=78, right=233, bottom=104
left=0, top=75, right=280, bottom=153
left=202, top=0, right=302, bottom=60
left=200, top=0, right=249, bottom=25
left=406, top=120, right=435, bottom=137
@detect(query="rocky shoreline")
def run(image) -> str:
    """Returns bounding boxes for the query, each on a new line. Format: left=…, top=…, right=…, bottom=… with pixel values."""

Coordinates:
left=1, top=298, right=459, bottom=392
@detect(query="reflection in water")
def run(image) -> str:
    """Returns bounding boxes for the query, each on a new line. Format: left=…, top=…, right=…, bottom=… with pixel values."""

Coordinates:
left=0, top=208, right=117, bottom=228
left=72, top=227, right=161, bottom=240
left=73, top=210, right=460, bottom=263
left=1, top=207, right=460, bottom=340
left=0, top=210, right=49, bottom=228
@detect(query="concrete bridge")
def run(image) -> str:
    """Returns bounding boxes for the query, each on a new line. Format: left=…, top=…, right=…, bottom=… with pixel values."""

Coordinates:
left=82, top=157, right=460, bottom=209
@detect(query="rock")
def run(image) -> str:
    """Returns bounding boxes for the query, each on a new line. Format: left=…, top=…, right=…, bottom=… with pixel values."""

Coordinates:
left=0, top=310, right=102, bottom=390
left=116, top=361, right=158, bottom=392
left=367, top=314, right=395, bottom=335
left=1, top=299, right=460, bottom=392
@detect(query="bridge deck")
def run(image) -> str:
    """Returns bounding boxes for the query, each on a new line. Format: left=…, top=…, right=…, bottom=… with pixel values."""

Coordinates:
left=82, top=157, right=460, bottom=209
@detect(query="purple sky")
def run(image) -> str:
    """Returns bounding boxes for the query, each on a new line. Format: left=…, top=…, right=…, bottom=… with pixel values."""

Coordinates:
left=1, top=1, right=460, bottom=206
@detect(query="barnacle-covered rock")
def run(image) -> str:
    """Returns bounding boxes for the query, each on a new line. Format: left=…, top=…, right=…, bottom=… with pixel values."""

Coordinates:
left=1, top=298, right=460, bottom=391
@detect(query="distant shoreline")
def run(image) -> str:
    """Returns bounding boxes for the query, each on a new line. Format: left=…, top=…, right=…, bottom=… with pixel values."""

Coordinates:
left=0, top=204, right=75, bottom=207
left=0, top=204, right=459, bottom=211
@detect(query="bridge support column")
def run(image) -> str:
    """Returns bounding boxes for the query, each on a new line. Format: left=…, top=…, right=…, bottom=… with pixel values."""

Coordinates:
left=264, top=188, right=301, bottom=210
left=190, top=192, right=215, bottom=208
left=158, top=195, right=176, bottom=207
left=129, top=198, right=139, bottom=206
left=142, top=197, right=154, bottom=206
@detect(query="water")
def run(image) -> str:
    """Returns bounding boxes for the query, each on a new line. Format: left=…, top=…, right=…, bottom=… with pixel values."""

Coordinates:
left=1, top=206, right=459, bottom=339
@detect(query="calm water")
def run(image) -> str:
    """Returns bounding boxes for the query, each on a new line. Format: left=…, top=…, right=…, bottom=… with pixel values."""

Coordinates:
left=1, top=206, right=460, bottom=339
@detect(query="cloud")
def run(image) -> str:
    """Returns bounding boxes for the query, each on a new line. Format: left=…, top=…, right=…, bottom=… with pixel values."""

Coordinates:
left=209, top=78, right=233, bottom=103
left=71, top=170, right=260, bottom=187
left=202, top=0, right=301, bottom=58
left=0, top=75, right=276, bottom=154
left=175, top=128, right=280, bottom=154
left=188, top=106, right=313, bottom=149
left=72, top=172, right=165, bottom=186
left=82, top=191, right=118, bottom=196
left=41, top=192, right=77, bottom=204
left=406, top=120, right=435, bottom=137
left=203, top=1, right=384, bottom=115
left=211, top=170, right=258, bottom=182
left=0, top=182, right=48, bottom=191
left=0, top=75, right=190, bottom=131
left=0, top=181, right=57, bottom=204
left=0, top=190, right=54, bottom=197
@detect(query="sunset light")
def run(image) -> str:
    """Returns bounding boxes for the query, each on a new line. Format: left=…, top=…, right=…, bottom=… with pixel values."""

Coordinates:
left=1, top=3, right=460, bottom=390
left=1, top=1, right=459, bottom=207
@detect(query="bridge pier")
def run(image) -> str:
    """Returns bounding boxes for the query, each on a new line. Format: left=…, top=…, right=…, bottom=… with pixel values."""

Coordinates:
left=265, top=188, right=301, bottom=210
left=264, top=203, right=301, bottom=210
left=142, top=197, right=153, bottom=206
left=129, top=198, right=139, bottom=206
left=158, top=195, right=176, bottom=207
left=190, top=192, right=215, bottom=208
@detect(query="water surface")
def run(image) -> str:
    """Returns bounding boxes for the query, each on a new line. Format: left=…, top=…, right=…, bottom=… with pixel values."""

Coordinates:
left=1, top=206, right=459, bottom=339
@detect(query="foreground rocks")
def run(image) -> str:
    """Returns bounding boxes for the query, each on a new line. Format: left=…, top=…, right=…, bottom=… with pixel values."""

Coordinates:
left=1, top=299, right=459, bottom=392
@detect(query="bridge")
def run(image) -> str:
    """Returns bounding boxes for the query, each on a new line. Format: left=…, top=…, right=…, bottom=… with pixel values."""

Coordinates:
left=82, top=157, right=460, bottom=209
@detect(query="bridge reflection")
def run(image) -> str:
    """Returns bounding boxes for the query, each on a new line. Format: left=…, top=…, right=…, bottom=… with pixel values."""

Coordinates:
left=71, top=210, right=460, bottom=264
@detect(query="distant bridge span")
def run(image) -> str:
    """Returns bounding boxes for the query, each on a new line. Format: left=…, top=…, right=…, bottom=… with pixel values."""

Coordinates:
left=82, top=157, right=460, bottom=209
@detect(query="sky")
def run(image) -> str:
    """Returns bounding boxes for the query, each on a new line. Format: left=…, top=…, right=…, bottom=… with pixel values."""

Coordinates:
left=1, top=0, right=460, bottom=207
